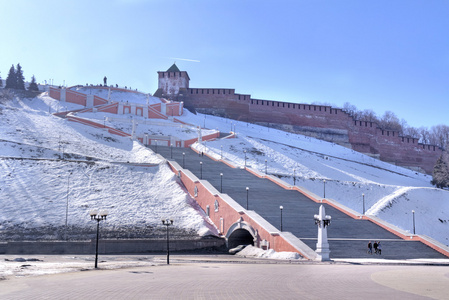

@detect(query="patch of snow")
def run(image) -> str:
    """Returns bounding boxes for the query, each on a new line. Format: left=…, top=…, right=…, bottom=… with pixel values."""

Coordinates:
left=235, top=245, right=301, bottom=260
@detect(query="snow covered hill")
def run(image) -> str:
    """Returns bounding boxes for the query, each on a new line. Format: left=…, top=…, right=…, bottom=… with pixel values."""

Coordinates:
left=0, top=92, right=216, bottom=240
left=1, top=88, right=448, bottom=247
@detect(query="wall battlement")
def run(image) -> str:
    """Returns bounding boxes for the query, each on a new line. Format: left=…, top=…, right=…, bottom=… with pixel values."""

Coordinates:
left=155, top=64, right=442, bottom=174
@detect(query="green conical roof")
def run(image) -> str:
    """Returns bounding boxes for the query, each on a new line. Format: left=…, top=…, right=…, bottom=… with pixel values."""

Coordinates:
left=167, top=63, right=180, bottom=72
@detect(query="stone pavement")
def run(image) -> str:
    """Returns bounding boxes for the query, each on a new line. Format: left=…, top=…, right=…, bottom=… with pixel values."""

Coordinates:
left=1, top=255, right=449, bottom=299
left=152, top=146, right=447, bottom=259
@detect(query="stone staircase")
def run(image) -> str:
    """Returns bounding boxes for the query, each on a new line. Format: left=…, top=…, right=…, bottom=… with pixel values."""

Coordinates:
left=153, top=145, right=447, bottom=259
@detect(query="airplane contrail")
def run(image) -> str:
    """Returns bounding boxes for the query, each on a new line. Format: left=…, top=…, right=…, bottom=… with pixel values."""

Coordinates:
left=167, top=57, right=201, bottom=63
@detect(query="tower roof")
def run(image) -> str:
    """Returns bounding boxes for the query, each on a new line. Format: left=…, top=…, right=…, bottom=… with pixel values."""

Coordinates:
left=166, top=63, right=180, bottom=72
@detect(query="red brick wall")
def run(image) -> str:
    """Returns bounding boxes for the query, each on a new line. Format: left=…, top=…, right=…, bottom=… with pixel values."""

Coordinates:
left=167, top=102, right=182, bottom=117
left=49, top=88, right=61, bottom=100
left=93, top=95, right=108, bottom=106
left=66, top=90, right=87, bottom=106
left=178, top=88, right=442, bottom=174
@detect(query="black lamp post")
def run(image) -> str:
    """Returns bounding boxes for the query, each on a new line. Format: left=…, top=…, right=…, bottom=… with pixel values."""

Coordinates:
left=246, top=187, right=249, bottom=210
left=323, top=180, right=326, bottom=199
left=200, top=161, right=203, bottom=179
left=362, top=193, right=365, bottom=215
left=412, top=210, right=415, bottom=234
left=265, top=159, right=267, bottom=175
left=89, top=210, right=108, bottom=269
left=182, top=152, right=185, bottom=168
left=170, top=145, right=173, bottom=159
left=220, top=173, right=223, bottom=193
left=162, top=218, right=174, bottom=265
left=280, top=205, right=283, bottom=231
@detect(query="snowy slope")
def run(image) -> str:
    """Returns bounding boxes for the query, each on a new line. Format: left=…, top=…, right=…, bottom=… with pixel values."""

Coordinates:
left=0, top=93, right=216, bottom=240
left=1, top=88, right=448, bottom=247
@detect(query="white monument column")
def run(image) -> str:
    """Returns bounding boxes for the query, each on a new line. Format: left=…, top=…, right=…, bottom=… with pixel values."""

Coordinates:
left=314, top=205, right=331, bottom=261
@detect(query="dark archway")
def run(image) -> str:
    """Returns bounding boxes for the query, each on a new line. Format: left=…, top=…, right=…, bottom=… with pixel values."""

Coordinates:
left=227, top=228, right=254, bottom=249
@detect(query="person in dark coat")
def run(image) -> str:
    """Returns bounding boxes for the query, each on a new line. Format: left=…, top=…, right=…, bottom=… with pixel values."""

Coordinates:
left=373, top=241, right=378, bottom=254
left=377, top=241, right=382, bottom=255
left=104, top=76, right=107, bottom=86
left=367, top=241, right=373, bottom=254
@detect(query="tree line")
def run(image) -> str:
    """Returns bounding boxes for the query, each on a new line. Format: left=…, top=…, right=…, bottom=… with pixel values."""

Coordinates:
left=341, top=102, right=449, bottom=149
left=1, top=63, right=39, bottom=92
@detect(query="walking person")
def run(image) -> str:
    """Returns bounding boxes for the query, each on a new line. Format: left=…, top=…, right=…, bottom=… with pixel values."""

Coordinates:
left=377, top=241, right=382, bottom=255
left=367, top=241, right=372, bottom=254
left=373, top=241, right=378, bottom=254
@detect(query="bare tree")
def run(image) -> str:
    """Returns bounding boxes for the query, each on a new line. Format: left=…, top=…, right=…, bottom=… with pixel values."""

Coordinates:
left=379, top=111, right=402, bottom=131
left=419, top=127, right=431, bottom=144
left=405, top=126, right=420, bottom=138
left=430, top=125, right=449, bottom=148
left=342, top=102, right=358, bottom=117
left=359, top=109, right=378, bottom=122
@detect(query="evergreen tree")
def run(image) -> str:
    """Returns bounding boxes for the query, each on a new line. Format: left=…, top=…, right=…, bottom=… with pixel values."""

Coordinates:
left=15, top=63, right=25, bottom=90
left=431, top=153, right=449, bottom=188
left=28, top=75, right=39, bottom=91
left=5, top=64, right=16, bottom=89
left=0, top=72, right=3, bottom=88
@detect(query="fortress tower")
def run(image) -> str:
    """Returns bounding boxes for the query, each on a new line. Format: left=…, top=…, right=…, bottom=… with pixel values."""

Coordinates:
left=154, top=63, right=190, bottom=99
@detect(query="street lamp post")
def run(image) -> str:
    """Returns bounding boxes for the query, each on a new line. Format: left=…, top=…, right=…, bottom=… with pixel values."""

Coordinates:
left=293, top=169, right=296, bottom=186
left=103, top=116, right=106, bottom=128
left=221, top=145, right=223, bottom=159
left=280, top=206, right=283, bottom=231
left=162, top=218, right=174, bottom=265
left=220, top=173, right=223, bottom=193
left=246, top=187, right=249, bottom=210
left=323, top=180, right=326, bottom=199
left=412, top=210, right=415, bottom=234
left=89, top=210, right=108, bottom=269
left=182, top=152, right=185, bottom=168
left=362, top=193, right=365, bottom=215
left=200, top=161, right=203, bottom=179
left=170, top=145, right=173, bottom=159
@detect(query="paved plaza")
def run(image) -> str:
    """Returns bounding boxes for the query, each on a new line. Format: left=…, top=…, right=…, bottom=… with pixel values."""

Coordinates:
left=1, top=255, right=449, bottom=299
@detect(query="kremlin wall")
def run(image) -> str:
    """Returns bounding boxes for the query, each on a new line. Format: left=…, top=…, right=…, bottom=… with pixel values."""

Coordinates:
left=154, top=64, right=442, bottom=174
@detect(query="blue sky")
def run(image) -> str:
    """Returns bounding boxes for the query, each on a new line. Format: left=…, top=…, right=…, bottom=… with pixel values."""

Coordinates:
left=1, top=0, right=448, bottom=128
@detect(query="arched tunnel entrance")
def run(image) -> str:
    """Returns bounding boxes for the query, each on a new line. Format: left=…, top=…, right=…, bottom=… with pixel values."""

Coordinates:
left=227, top=228, right=255, bottom=249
